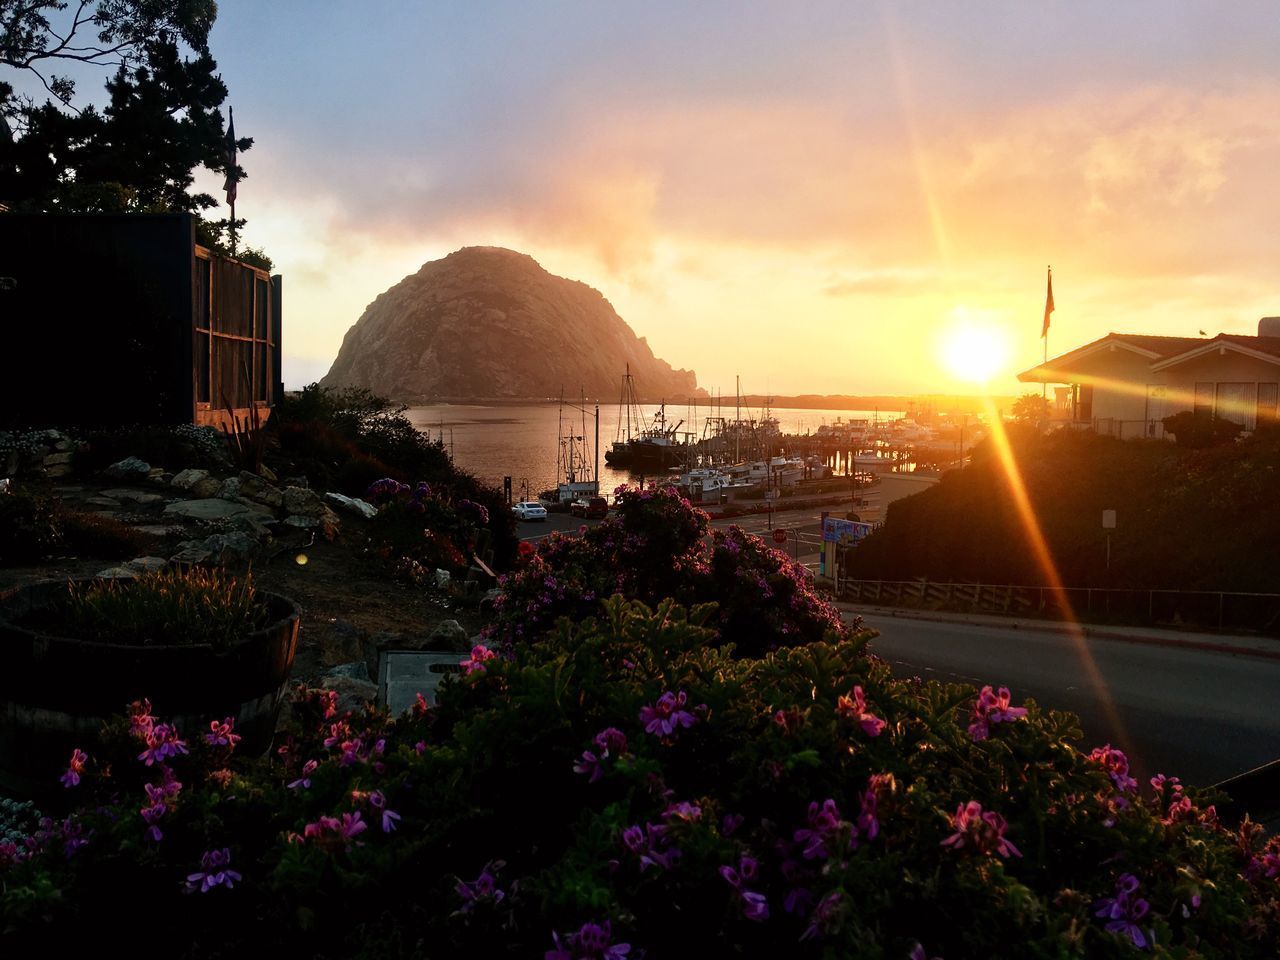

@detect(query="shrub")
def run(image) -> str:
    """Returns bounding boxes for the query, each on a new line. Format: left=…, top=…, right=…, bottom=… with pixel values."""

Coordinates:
left=57, top=510, right=151, bottom=561
left=3, top=598, right=1278, bottom=956
left=23, top=568, right=271, bottom=648
left=73, top=423, right=229, bottom=473
left=0, top=490, right=149, bottom=565
left=490, top=483, right=842, bottom=654
left=1162, top=411, right=1243, bottom=448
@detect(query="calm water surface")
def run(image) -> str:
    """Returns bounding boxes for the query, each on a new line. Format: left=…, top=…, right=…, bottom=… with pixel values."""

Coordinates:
left=406, top=402, right=901, bottom=497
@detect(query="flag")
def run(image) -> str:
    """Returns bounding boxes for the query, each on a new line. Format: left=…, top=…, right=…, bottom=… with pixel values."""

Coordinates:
left=1041, top=266, right=1054, bottom=339
left=222, top=107, right=238, bottom=206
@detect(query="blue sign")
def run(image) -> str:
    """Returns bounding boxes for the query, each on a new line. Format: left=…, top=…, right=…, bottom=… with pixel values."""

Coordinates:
left=821, top=517, right=875, bottom=543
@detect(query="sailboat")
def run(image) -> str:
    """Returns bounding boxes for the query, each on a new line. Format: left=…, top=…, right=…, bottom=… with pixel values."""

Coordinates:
left=551, top=393, right=601, bottom=503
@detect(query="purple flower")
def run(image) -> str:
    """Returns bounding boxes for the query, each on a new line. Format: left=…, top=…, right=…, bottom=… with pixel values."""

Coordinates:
left=721, top=855, right=769, bottom=921
left=60, top=747, right=88, bottom=788
left=836, top=686, right=886, bottom=737
left=639, top=690, right=698, bottom=739
left=288, top=759, right=318, bottom=790
left=137, top=722, right=189, bottom=766
left=456, top=860, right=506, bottom=913
left=187, top=848, right=243, bottom=893
left=369, top=790, right=402, bottom=833
left=546, top=920, right=630, bottom=960
left=940, top=801, right=1021, bottom=859
left=801, top=891, right=847, bottom=941
left=1094, top=873, right=1153, bottom=949
left=620, top=822, right=679, bottom=872
left=794, top=799, right=848, bottom=860
left=722, top=813, right=745, bottom=836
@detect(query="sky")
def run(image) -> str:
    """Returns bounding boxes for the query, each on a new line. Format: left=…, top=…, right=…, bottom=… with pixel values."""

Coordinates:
left=186, top=1, right=1280, bottom=397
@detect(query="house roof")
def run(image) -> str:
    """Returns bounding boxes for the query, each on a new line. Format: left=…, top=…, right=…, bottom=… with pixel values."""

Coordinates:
left=1149, top=334, right=1280, bottom=371
left=1019, top=331, right=1280, bottom=383
left=1017, top=333, right=1207, bottom=383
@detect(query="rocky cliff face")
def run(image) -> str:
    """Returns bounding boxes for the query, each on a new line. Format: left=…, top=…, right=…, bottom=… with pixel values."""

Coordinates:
left=320, top=247, right=702, bottom=402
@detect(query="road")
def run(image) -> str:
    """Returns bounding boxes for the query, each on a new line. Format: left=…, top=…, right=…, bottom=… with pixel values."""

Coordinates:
left=855, top=612, right=1280, bottom=788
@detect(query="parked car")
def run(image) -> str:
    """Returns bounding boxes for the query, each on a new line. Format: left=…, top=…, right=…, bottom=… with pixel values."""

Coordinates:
left=513, top=501, right=548, bottom=521
left=569, top=496, right=609, bottom=519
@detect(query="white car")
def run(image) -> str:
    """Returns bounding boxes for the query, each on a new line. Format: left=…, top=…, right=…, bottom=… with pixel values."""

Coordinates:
left=513, top=500, right=548, bottom=521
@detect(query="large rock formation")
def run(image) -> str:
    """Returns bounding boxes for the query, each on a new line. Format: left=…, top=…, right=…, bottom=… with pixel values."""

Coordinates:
left=321, top=247, right=702, bottom=401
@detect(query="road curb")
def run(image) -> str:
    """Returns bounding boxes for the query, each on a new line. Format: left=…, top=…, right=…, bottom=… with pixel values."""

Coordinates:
left=837, top=603, right=1280, bottom=663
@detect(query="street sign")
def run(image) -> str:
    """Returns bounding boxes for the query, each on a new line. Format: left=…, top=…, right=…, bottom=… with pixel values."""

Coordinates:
left=773, top=528, right=787, bottom=544
left=1102, top=510, right=1117, bottom=529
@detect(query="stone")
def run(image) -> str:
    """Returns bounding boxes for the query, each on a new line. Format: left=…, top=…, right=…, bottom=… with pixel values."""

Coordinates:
left=163, top=498, right=254, bottom=521
left=326, top=661, right=372, bottom=683
left=133, top=525, right=184, bottom=537
left=171, top=468, right=210, bottom=490
left=322, top=619, right=364, bottom=665
left=283, top=515, right=319, bottom=530
left=45, top=464, right=72, bottom=478
left=42, top=451, right=73, bottom=466
left=93, top=566, right=138, bottom=578
left=217, top=477, right=242, bottom=501
left=282, top=485, right=327, bottom=517
left=53, top=439, right=74, bottom=452
left=83, top=496, right=123, bottom=509
left=425, top=619, right=469, bottom=651
left=101, top=488, right=165, bottom=505
left=318, top=675, right=379, bottom=715
left=434, top=568, right=451, bottom=589
left=105, top=456, right=151, bottom=480
left=93, top=556, right=168, bottom=578
left=282, top=475, right=309, bottom=489
left=228, top=513, right=275, bottom=540
left=257, top=464, right=278, bottom=483
left=190, top=476, right=223, bottom=499
left=170, top=531, right=259, bottom=565
left=148, top=467, right=165, bottom=479
left=239, top=470, right=283, bottom=508
left=324, top=491, right=378, bottom=520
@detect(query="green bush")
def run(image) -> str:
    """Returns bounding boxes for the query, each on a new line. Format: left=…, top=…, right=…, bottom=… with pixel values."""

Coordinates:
left=1162, top=411, right=1243, bottom=448
left=3, top=597, right=1278, bottom=956
left=73, top=423, right=229, bottom=473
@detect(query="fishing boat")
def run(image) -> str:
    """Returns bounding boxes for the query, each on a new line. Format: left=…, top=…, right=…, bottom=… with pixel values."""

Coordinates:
left=540, top=395, right=601, bottom=503
left=604, top=367, right=688, bottom=470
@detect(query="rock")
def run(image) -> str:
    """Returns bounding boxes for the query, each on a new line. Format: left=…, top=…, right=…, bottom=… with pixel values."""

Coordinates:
left=105, top=456, right=151, bottom=480
left=83, top=496, right=123, bottom=509
left=163, top=498, right=254, bottom=521
left=170, top=531, right=260, bottom=565
left=239, top=470, right=283, bottom=508
left=148, top=467, right=165, bottom=480
left=321, top=619, right=364, bottom=665
left=100, top=488, right=165, bottom=505
left=133, top=525, right=185, bottom=537
left=45, top=464, right=72, bottom=478
left=92, top=556, right=168, bottom=578
left=190, top=476, right=223, bottom=498
left=326, top=661, right=372, bottom=683
left=282, top=475, right=309, bottom=489
left=435, top=568, right=451, bottom=589
left=318, top=675, right=379, bottom=715
left=42, top=451, right=73, bottom=466
left=53, top=439, right=74, bottom=453
left=171, top=468, right=210, bottom=490
left=257, top=464, right=278, bottom=483
left=426, top=619, right=469, bottom=651
left=217, top=477, right=242, bottom=501
left=283, top=515, right=319, bottom=530
left=228, top=513, right=275, bottom=540
left=318, top=246, right=703, bottom=401
left=324, top=491, right=378, bottom=520
left=282, top=485, right=327, bottom=517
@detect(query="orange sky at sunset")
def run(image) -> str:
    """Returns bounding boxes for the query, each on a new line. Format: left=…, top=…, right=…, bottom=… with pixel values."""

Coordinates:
left=196, top=2, right=1280, bottom=399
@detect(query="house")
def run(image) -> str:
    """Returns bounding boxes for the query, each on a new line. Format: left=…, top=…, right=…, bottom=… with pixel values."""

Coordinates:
left=0, top=212, right=281, bottom=430
left=1017, top=319, right=1280, bottom=438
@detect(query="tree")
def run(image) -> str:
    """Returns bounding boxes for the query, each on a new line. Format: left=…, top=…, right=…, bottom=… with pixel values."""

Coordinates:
left=0, top=1, right=250, bottom=252
left=1011, top=392, right=1051, bottom=423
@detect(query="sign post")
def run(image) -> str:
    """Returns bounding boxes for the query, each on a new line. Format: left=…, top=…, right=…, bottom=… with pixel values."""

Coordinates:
left=1102, top=509, right=1117, bottom=570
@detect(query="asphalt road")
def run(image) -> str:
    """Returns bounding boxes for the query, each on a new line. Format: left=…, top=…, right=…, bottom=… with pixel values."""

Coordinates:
left=856, top=612, right=1280, bottom=788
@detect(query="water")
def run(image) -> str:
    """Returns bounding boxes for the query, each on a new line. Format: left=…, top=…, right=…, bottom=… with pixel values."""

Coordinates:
left=406, top=402, right=902, bottom=498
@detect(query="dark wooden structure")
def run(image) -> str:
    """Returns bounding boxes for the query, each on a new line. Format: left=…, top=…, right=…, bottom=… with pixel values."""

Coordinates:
left=0, top=213, right=281, bottom=429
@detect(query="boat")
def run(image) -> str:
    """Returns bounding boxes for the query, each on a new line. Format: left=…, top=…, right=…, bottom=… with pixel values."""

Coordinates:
left=603, top=367, right=689, bottom=470
left=541, top=395, right=601, bottom=504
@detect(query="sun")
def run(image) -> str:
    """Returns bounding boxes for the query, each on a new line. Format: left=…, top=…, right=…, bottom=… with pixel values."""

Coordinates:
left=938, top=315, right=1012, bottom=385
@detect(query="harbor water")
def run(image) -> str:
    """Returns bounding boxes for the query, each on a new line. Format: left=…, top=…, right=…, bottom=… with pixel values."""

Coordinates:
left=406, top=402, right=902, bottom=499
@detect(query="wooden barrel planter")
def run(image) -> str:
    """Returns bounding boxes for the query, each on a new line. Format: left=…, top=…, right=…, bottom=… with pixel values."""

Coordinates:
left=0, top=578, right=300, bottom=798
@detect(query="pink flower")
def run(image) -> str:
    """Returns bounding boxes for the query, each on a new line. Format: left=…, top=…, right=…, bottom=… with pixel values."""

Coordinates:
left=461, top=644, right=498, bottom=675
left=1089, top=744, right=1139, bottom=794
left=60, top=747, right=88, bottom=788
left=204, top=717, right=241, bottom=749
left=288, top=759, right=319, bottom=790
left=940, top=800, right=1021, bottom=859
left=836, top=686, right=886, bottom=737
left=966, top=686, right=1028, bottom=741
left=137, top=722, right=189, bottom=766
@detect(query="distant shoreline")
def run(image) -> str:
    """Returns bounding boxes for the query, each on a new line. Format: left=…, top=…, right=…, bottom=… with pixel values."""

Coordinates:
left=391, top=393, right=1016, bottom=413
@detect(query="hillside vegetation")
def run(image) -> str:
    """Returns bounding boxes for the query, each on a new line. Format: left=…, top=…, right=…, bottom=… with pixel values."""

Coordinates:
left=847, top=428, right=1280, bottom=593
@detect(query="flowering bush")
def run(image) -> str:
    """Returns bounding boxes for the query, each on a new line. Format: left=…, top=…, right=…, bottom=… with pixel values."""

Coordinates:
left=3, top=597, right=1279, bottom=956
left=489, top=483, right=843, bottom=655
left=362, top=476, right=496, bottom=574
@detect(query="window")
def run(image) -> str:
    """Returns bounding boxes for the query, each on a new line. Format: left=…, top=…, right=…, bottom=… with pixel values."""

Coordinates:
left=1259, top=384, right=1279, bottom=425
left=1193, top=382, right=1214, bottom=419
left=1215, top=382, right=1251, bottom=426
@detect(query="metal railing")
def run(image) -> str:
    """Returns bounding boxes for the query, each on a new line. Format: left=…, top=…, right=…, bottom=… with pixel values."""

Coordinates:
left=838, top=578, right=1280, bottom=634
left=1051, top=418, right=1169, bottom=441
